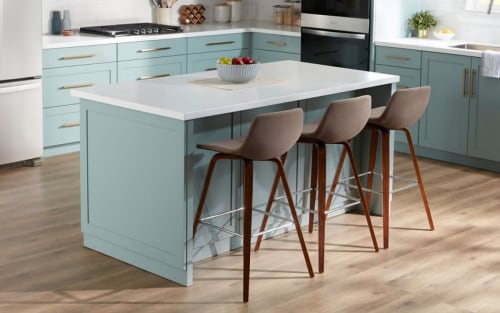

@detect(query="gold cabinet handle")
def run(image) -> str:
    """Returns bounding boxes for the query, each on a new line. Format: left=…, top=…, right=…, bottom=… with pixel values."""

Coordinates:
left=265, top=40, right=287, bottom=47
left=384, top=55, right=410, bottom=61
left=206, top=41, right=235, bottom=46
left=60, top=54, right=96, bottom=60
left=138, top=47, right=171, bottom=53
left=138, top=74, right=170, bottom=80
left=61, top=83, right=95, bottom=89
left=470, top=69, right=476, bottom=97
left=62, top=122, right=80, bottom=128
left=396, top=84, right=409, bottom=89
left=205, top=67, right=216, bottom=71
left=463, top=68, right=468, bottom=97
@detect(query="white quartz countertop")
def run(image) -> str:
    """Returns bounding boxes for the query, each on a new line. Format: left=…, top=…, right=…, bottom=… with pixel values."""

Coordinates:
left=43, top=21, right=299, bottom=49
left=375, top=37, right=500, bottom=57
left=72, top=60, right=399, bottom=121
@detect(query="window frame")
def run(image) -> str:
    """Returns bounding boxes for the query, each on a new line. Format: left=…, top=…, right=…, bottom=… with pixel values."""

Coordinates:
left=465, top=0, right=500, bottom=13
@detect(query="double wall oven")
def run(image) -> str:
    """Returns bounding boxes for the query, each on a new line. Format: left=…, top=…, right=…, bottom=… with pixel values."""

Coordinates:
left=301, top=0, right=372, bottom=71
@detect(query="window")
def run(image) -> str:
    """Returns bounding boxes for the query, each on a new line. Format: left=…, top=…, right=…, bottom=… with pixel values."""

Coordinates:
left=465, top=0, right=500, bottom=13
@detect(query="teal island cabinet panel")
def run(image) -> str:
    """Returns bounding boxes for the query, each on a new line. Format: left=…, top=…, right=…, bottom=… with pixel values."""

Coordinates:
left=251, top=33, right=300, bottom=63
left=467, top=57, right=500, bottom=162
left=42, top=44, right=117, bottom=156
left=187, top=33, right=250, bottom=73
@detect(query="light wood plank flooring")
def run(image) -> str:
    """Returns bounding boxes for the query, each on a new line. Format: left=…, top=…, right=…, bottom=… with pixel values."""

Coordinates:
left=1, top=152, right=499, bottom=312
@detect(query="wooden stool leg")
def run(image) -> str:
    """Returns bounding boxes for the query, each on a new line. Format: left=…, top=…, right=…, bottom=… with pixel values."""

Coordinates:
left=403, top=128, right=435, bottom=231
left=365, top=128, right=379, bottom=208
left=317, top=143, right=327, bottom=273
left=308, top=145, right=318, bottom=233
left=254, top=153, right=288, bottom=252
left=343, top=142, right=379, bottom=252
left=272, top=158, right=315, bottom=278
left=193, top=153, right=225, bottom=237
left=325, top=146, right=347, bottom=210
left=381, top=130, right=391, bottom=249
left=242, top=160, right=253, bottom=303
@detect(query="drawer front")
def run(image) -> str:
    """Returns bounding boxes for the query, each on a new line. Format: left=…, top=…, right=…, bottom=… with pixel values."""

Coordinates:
left=375, top=46, right=422, bottom=69
left=187, top=49, right=248, bottom=73
left=188, top=33, right=249, bottom=54
left=43, top=104, right=80, bottom=147
left=118, top=38, right=187, bottom=61
left=43, top=45, right=116, bottom=68
left=253, top=49, right=300, bottom=63
left=252, top=33, right=300, bottom=54
left=117, top=55, right=186, bottom=82
left=375, top=65, right=421, bottom=89
left=43, top=63, right=116, bottom=108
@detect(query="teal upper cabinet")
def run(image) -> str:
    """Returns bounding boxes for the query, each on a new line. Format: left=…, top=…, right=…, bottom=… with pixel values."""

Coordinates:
left=187, top=34, right=249, bottom=73
left=251, top=33, right=300, bottom=63
left=468, top=58, right=500, bottom=162
left=420, top=52, right=472, bottom=155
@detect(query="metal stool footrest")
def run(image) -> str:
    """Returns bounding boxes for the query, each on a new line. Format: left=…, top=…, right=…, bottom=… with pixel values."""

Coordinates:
left=338, top=171, right=419, bottom=195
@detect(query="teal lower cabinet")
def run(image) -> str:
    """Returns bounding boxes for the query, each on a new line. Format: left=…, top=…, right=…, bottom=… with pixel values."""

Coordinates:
left=467, top=58, right=500, bottom=162
left=251, top=33, right=300, bottom=63
left=117, top=55, right=187, bottom=82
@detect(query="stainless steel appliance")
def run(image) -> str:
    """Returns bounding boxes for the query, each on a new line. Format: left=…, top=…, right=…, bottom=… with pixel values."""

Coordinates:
left=80, top=23, right=183, bottom=37
left=301, top=0, right=372, bottom=71
left=0, top=0, right=43, bottom=166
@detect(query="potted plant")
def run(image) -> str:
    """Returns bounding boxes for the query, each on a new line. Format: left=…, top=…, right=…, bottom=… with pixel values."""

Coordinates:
left=408, top=10, right=437, bottom=38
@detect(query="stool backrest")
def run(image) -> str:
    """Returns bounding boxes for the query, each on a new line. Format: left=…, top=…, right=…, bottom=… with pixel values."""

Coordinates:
left=375, top=86, right=431, bottom=130
left=313, top=95, right=372, bottom=144
left=240, top=108, right=304, bottom=161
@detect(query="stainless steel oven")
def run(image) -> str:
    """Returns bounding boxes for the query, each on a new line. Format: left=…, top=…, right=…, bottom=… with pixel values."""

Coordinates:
left=301, top=0, right=372, bottom=71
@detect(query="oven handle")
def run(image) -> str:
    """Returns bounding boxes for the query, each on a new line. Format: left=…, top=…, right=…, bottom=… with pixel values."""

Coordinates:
left=302, top=28, right=366, bottom=40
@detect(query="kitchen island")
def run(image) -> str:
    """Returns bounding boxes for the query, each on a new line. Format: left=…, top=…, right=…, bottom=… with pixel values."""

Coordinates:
left=72, top=60, right=398, bottom=286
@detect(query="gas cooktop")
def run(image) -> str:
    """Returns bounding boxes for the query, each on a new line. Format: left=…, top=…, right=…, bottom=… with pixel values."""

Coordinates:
left=80, top=23, right=183, bottom=37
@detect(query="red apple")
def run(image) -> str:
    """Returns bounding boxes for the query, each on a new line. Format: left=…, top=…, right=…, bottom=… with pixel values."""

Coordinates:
left=232, top=57, right=244, bottom=65
left=242, top=56, right=255, bottom=64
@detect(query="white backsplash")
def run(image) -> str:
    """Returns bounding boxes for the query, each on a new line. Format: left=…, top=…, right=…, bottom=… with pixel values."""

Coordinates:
left=42, top=0, right=500, bottom=44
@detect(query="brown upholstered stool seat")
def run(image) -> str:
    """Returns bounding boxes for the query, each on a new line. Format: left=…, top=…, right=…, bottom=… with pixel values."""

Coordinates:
left=192, top=108, right=314, bottom=302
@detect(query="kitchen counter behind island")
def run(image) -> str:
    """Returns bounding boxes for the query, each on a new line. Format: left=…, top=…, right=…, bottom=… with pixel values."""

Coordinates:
left=72, top=61, right=398, bottom=286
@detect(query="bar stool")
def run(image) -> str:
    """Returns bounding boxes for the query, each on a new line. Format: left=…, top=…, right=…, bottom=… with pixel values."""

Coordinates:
left=361, top=86, right=435, bottom=249
left=192, top=108, right=314, bottom=302
left=255, top=96, right=379, bottom=274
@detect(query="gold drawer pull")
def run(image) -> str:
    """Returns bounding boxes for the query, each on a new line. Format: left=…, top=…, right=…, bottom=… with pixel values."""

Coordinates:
left=138, top=74, right=170, bottom=80
left=61, top=83, right=95, bottom=89
left=470, top=69, right=476, bottom=97
left=265, top=40, right=287, bottom=47
left=384, top=55, right=410, bottom=61
left=206, top=41, right=235, bottom=46
left=463, top=68, right=468, bottom=97
left=397, top=84, right=409, bottom=89
left=61, top=54, right=96, bottom=60
left=205, top=67, right=216, bottom=71
left=138, top=47, right=171, bottom=53
left=62, top=122, right=80, bottom=128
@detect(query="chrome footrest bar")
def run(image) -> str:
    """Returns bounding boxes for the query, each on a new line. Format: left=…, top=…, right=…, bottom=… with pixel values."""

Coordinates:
left=198, top=220, right=295, bottom=238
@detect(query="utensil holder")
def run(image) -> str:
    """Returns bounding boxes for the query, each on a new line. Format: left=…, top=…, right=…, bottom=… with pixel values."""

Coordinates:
left=156, top=8, right=173, bottom=25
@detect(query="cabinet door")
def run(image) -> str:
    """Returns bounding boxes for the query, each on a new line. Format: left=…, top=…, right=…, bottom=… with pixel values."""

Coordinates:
left=375, top=64, right=421, bottom=145
left=468, top=57, right=500, bottom=162
left=117, top=55, right=186, bottom=82
left=420, top=52, right=471, bottom=154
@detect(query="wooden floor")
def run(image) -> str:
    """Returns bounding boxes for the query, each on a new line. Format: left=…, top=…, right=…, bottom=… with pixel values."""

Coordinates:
left=1, top=152, right=500, bottom=313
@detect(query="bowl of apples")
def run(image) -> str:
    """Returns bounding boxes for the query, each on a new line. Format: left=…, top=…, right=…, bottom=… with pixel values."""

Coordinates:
left=216, top=56, right=260, bottom=83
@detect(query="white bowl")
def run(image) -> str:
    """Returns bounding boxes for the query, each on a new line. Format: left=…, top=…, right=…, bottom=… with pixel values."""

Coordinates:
left=216, top=63, right=260, bottom=83
left=433, top=31, right=455, bottom=40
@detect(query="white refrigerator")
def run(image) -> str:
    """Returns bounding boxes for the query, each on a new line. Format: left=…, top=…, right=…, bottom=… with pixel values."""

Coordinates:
left=0, top=0, right=43, bottom=166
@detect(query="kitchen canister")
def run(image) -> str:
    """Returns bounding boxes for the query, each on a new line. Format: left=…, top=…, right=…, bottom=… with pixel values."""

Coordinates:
left=62, top=10, right=71, bottom=31
left=214, top=3, right=230, bottom=23
left=51, top=11, right=61, bottom=34
left=157, top=7, right=173, bottom=25
left=227, top=0, right=241, bottom=22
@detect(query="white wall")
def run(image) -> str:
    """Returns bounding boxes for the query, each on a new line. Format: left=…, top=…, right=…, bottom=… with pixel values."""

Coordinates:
left=373, top=0, right=421, bottom=40
left=422, top=0, right=500, bottom=43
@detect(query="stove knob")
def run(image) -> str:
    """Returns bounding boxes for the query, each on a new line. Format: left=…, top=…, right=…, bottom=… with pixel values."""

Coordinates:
left=146, top=28, right=153, bottom=34
left=152, top=27, right=159, bottom=33
left=140, top=29, right=146, bottom=35
left=132, top=29, right=140, bottom=35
